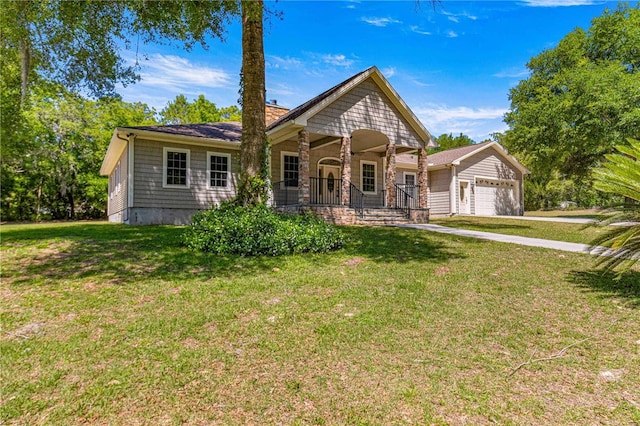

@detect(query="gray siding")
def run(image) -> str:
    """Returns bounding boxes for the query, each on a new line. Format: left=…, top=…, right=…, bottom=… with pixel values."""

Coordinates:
left=108, top=145, right=128, bottom=219
left=306, top=79, right=424, bottom=149
left=457, top=147, right=523, bottom=215
left=428, top=168, right=451, bottom=215
left=133, top=138, right=239, bottom=210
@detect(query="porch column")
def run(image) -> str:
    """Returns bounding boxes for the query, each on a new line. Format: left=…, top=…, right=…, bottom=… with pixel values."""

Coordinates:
left=298, top=129, right=310, bottom=205
left=340, top=136, right=351, bottom=205
left=417, top=147, right=428, bottom=209
left=385, top=143, right=396, bottom=207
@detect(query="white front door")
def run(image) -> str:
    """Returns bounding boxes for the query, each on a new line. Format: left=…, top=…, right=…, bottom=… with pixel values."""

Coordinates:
left=459, top=180, right=470, bottom=214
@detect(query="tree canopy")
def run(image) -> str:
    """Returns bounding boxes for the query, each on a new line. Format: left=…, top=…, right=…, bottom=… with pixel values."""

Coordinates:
left=160, top=94, right=241, bottom=125
left=433, top=133, right=474, bottom=152
left=504, top=3, right=640, bottom=181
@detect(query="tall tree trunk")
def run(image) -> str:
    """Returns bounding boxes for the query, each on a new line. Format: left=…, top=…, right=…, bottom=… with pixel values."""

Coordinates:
left=238, top=0, right=267, bottom=206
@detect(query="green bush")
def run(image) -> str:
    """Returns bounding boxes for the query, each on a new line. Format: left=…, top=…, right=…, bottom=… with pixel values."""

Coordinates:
left=181, top=203, right=344, bottom=256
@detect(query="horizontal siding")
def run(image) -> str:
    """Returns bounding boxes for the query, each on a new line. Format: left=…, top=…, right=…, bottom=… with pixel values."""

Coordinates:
left=428, top=169, right=451, bottom=214
left=108, top=146, right=128, bottom=217
left=306, top=79, right=424, bottom=150
left=133, top=139, right=239, bottom=209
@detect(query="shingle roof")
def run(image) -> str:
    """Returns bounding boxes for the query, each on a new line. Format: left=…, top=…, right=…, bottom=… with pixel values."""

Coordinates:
left=122, top=122, right=242, bottom=142
left=427, top=141, right=494, bottom=166
left=266, top=67, right=375, bottom=131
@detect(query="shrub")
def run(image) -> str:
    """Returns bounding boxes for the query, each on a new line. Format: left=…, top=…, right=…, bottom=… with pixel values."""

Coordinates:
left=181, top=203, right=344, bottom=256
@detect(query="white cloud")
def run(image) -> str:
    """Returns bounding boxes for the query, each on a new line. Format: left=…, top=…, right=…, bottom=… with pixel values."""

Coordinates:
left=381, top=67, right=396, bottom=78
left=360, top=16, right=402, bottom=27
left=266, top=55, right=303, bottom=70
left=446, top=30, right=459, bottom=38
left=493, top=67, right=530, bottom=78
left=448, top=16, right=460, bottom=23
left=321, top=54, right=354, bottom=67
left=137, top=54, right=234, bottom=92
left=415, top=105, right=508, bottom=141
left=520, top=0, right=601, bottom=6
left=443, top=10, right=478, bottom=22
left=410, top=25, right=432, bottom=36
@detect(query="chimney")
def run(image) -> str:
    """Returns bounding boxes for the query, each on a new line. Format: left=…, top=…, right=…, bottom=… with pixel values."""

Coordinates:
left=265, top=100, right=289, bottom=126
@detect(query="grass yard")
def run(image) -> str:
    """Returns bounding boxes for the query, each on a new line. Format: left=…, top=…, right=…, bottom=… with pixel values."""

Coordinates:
left=431, top=216, right=606, bottom=245
left=525, top=209, right=602, bottom=220
left=1, top=221, right=639, bottom=425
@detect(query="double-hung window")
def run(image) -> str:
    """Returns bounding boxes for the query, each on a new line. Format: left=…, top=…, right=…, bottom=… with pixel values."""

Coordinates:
left=361, top=161, right=377, bottom=193
left=163, top=147, right=190, bottom=188
left=207, top=152, right=231, bottom=189
left=282, top=152, right=299, bottom=187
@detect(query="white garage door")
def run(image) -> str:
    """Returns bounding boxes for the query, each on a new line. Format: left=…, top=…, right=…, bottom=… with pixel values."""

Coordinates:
left=475, top=178, right=519, bottom=216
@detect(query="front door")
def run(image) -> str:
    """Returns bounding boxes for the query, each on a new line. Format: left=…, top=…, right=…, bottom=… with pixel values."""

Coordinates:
left=319, top=165, right=341, bottom=204
left=459, top=180, right=470, bottom=214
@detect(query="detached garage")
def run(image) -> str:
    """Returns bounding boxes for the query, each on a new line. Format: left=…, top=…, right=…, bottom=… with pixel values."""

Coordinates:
left=421, top=141, right=529, bottom=216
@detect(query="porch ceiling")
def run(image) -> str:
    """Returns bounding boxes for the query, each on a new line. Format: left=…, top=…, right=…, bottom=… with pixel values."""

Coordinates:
left=305, top=130, right=419, bottom=156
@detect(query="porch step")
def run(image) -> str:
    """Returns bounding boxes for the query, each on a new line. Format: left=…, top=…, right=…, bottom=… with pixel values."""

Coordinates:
left=356, top=208, right=411, bottom=225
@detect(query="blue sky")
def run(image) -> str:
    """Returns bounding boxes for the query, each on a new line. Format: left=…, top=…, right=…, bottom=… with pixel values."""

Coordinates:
left=118, top=0, right=632, bottom=142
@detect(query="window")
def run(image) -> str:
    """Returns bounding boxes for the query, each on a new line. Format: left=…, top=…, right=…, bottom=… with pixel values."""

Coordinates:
left=282, top=152, right=298, bottom=187
left=115, top=161, right=121, bottom=195
left=361, top=161, right=376, bottom=193
left=163, top=147, right=190, bottom=188
left=207, top=152, right=230, bottom=188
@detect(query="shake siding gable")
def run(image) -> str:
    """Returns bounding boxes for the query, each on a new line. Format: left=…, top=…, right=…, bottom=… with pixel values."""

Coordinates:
left=133, top=138, right=238, bottom=210
left=306, top=79, right=423, bottom=149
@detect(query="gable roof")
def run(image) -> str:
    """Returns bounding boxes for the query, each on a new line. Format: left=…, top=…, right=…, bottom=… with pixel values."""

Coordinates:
left=266, top=66, right=436, bottom=148
left=426, top=141, right=529, bottom=174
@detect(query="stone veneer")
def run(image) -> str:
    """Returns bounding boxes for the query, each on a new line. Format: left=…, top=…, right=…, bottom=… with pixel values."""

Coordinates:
left=274, top=205, right=428, bottom=226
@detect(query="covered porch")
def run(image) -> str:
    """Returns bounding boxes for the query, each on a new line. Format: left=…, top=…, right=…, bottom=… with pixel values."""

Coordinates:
left=265, top=66, right=437, bottom=224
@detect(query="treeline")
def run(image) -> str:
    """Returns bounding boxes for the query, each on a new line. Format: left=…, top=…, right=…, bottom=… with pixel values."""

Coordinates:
left=1, top=88, right=240, bottom=221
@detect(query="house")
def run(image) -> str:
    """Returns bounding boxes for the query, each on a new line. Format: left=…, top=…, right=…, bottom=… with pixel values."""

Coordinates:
left=397, top=142, right=529, bottom=216
left=100, top=66, right=527, bottom=225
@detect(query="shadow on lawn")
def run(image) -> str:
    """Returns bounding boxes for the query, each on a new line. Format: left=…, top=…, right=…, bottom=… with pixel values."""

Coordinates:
left=340, top=226, right=465, bottom=264
left=568, top=269, right=640, bottom=308
left=1, top=222, right=463, bottom=286
left=1, top=223, right=283, bottom=285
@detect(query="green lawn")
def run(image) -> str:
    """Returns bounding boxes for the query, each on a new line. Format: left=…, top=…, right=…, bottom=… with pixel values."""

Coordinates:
left=2, top=222, right=639, bottom=425
left=431, top=216, right=605, bottom=244
left=525, top=209, right=602, bottom=220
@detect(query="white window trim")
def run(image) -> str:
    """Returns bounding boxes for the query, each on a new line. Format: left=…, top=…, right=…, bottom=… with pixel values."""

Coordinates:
left=206, top=151, right=232, bottom=190
left=360, top=160, right=377, bottom=194
left=403, top=171, right=416, bottom=185
left=163, top=147, right=190, bottom=189
left=281, top=151, right=299, bottom=187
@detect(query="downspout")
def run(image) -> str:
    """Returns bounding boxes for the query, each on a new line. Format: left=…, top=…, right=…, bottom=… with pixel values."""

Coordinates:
left=127, top=133, right=135, bottom=223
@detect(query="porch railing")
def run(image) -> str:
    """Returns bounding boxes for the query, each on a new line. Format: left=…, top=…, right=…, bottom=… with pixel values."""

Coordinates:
left=272, top=180, right=298, bottom=206
left=349, top=182, right=364, bottom=218
left=310, top=177, right=342, bottom=205
left=395, top=184, right=420, bottom=217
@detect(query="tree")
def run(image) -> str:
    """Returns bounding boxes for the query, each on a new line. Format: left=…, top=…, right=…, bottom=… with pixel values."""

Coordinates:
left=160, top=94, right=241, bottom=125
left=504, top=4, right=640, bottom=181
left=237, top=0, right=267, bottom=205
left=433, top=133, right=474, bottom=152
left=590, top=139, right=640, bottom=274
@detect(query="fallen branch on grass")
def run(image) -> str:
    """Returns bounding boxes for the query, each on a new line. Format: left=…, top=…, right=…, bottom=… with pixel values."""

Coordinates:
left=508, top=319, right=621, bottom=377
left=508, top=337, right=593, bottom=377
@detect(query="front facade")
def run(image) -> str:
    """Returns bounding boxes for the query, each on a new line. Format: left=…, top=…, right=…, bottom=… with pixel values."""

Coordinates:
left=101, top=67, right=438, bottom=225
left=101, top=67, right=527, bottom=225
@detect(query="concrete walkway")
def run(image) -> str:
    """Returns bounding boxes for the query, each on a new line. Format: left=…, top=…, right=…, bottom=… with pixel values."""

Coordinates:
left=397, top=223, right=608, bottom=255
left=462, top=214, right=595, bottom=224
